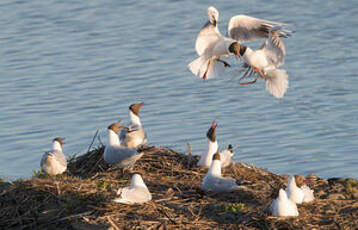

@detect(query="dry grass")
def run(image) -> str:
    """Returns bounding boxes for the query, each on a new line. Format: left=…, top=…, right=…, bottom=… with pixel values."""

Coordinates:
left=1, top=144, right=358, bottom=229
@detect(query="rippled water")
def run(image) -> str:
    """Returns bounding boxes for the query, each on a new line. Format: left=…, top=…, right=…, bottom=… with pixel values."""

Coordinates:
left=1, top=0, right=357, bottom=179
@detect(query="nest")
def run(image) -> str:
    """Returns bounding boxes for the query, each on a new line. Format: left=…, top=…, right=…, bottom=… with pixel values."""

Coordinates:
left=1, top=144, right=358, bottom=229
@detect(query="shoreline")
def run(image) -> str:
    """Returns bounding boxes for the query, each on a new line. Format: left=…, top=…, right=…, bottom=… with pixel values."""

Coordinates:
left=1, top=145, right=357, bottom=229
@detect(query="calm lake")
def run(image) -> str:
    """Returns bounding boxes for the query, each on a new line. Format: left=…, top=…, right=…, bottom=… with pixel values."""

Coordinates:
left=1, top=0, right=357, bottom=179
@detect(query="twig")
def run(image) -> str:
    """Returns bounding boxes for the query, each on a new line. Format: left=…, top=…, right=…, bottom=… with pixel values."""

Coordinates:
left=151, top=202, right=177, bottom=225
left=30, top=211, right=93, bottom=229
left=107, top=216, right=121, bottom=230
left=97, top=133, right=103, bottom=146
left=87, top=129, right=99, bottom=153
left=186, top=143, right=192, bottom=156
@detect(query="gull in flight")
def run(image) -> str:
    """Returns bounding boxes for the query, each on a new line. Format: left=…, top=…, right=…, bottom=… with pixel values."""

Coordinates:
left=238, top=26, right=289, bottom=98
left=188, top=6, right=240, bottom=80
left=113, top=173, right=152, bottom=204
left=120, top=102, right=147, bottom=149
left=188, top=6, right=291, bottom=98
left=198, top=120, right=233, bottom=168
left=40, top=137, right=67, bottom=176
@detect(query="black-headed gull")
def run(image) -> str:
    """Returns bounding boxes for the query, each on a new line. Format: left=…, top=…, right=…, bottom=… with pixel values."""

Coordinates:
left=120, top=102, right=147, bottom=149
left=201, top=153, right=243, bottom=192
left=40, top=137, right=67, bottom=176
left=270, top=188, right=299, bottom=217
left=189, top=6, right=291, bottom=81
left=285, top=175, right=314, bottom=204
left=188, top=6, right=240, bottom=80
left=104, top=120, right=143, bottom=168
left=238, top=26, right=289, bottom=98
left=197, top=121, right=233, bottom=168
left=113, top=173, right=152, bottom=204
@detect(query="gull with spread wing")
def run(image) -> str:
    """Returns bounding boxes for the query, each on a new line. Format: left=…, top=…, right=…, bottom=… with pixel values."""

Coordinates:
left=238, top=26, right=289, bottom=98
left=188, top=6, right=291, bottom=96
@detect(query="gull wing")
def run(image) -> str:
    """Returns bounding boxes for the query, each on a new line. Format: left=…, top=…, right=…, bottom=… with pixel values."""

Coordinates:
left=114, top=186, right=151, bottom=204
left=261, top=26, right=286, bottom=67
left=195, top=21, right=221, bottom=56
left=228, top=15, right=290, bottom=43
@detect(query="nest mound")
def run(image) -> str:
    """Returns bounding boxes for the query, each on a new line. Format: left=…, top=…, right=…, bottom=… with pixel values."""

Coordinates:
left=1, top=145, right=357, bottom=229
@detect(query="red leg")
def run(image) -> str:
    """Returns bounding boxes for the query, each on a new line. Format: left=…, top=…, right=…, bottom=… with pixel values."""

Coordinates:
left=240, top=75, right=259, bottom=85
left=203, top=60, right=211, bottom=80
left=253, top=67, right=266, bottom=79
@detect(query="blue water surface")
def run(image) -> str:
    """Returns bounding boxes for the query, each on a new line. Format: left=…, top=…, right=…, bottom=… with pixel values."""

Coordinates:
left=0, top=0, right=357, bottom=179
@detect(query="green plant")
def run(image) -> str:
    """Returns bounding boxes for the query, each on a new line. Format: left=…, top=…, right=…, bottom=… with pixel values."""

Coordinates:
left=345, top=178, right=358, bottom=199
left=220, top=203, right=245, bottom=214
left=32, top=168, right=47, bottom=178
left=95, top=180, right=112, bottom=191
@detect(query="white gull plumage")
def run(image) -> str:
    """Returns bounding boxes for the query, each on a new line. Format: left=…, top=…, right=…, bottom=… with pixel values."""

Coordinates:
left=113, top=173, right=152, bottom=204
left=201, top=153, right=244, bottom=192
left=188, top=6, right=240, bottom=80
left=40, top=137, right=67, bottom=176
left=285, top=175, right=314, bottom=204
left=270, top=188, right=299, bottom=217
left=104, top=120, right=143, bottom=168
left=120, top=102, right=147, bottom=149
left=188, top=6, right=291, bottom=81
left=239, top=26, right=289, bottom=98
left=197, top=121, right=233, bottom=168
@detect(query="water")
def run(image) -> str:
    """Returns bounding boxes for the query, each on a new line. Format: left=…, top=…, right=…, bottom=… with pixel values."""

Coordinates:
left=1, top=0, right=357, bottom=180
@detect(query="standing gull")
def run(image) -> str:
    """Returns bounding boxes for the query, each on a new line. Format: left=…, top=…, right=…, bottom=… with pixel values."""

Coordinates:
left=120, top=102, right=147, bottom=149
left=113, top=173, right=152, bottom=204
left=197, top=121, right=233, bottom=168
left=104, top=120, right=143, bottom=168
left=40, top=137, right=67, bottom=176
left=201, top=153, right=244, bottom=192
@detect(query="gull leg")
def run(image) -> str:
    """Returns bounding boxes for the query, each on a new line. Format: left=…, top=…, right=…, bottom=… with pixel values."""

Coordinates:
left=239, top=75, right=259, bottom=85
left=253, top=67, right=266, bottom=79
left=203, top=60, right=211, bottom=80
left=239, top=67, right=258, bottom=85
left=217, top=59, right=231, bottom=67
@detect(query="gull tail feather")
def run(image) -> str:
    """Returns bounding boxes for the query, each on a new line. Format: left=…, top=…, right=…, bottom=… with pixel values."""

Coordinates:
left=188, top=56, right=224, bottom=79
left=265, top=68, right=289, bottom=98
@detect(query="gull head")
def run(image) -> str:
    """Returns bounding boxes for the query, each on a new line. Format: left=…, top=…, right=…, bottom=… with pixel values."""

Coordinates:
left=213, top=152, right=221, bottom=161
left=53, top=137, right=65, bottom=146
left=207, top=6, right=219, bottom=26
left=206, top=120, right=217, bottom=142
left=129, top=102, right=145, bottom=116
left=107, top=120, right=126, bottom=134
left=229, top=42, right=241, bottom=61
left=228, top=144, right=233, bottom=152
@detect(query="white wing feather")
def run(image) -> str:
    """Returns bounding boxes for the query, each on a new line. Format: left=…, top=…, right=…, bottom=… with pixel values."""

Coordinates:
left=201, top=175, right=240, bottom=192
left=262, top=26, right=286, bottom=67
left=113, top=186, right=152, bottom=204
left=195, top=22, right=221, bottom=56
left=228, top=15, right=290, bottom=42
left=265, top=69, right=289, bottom=98
left=219, top=149, right=233, bottom=168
